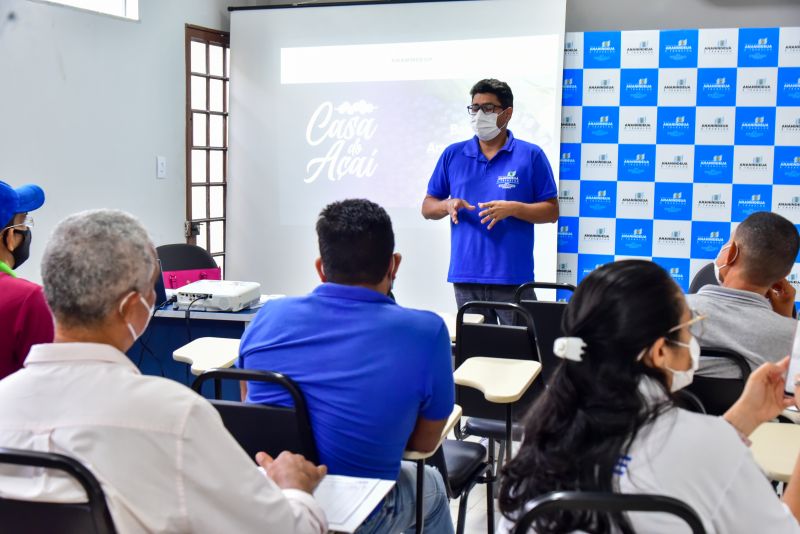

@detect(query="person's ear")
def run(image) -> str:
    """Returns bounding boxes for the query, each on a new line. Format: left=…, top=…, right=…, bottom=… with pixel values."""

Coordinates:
left=315, top=258, right=327, bottom=283
left=724, top=241, right=738, bottom=265
left=117, top=291, right=139, bottom=323
left=498, top=106, right=513, bottom=128
left=389, top=253, right=402, bottom=280
left=641, top=337, right=668, bottom=370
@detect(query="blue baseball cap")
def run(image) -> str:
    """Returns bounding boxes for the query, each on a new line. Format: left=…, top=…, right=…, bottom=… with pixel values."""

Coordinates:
left=0, top=181, right=45, bottom=229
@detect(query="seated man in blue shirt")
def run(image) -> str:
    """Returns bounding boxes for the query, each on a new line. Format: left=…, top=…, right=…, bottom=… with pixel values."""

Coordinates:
left=239, top=199, right=455, bottom=534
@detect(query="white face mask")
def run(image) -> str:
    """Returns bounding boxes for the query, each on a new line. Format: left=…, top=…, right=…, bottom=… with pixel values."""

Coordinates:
left=713, top=244, right=738, bottom=284
left=119, top=292, right=155, bottom=343
left=665, top=336, right=700, bottom=392
left=470, top=109, right=502, bottom=141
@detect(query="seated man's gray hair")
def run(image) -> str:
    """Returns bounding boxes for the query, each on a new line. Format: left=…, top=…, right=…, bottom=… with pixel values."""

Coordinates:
left=41, top=209, right=157, bottom=327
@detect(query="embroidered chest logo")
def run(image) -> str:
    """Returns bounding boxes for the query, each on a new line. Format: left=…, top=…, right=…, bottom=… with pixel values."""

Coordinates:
left=497, top=170, right=519, bottom=190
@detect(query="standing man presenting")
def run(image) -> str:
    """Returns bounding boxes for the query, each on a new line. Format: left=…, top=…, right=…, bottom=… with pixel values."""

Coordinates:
left=422, top=79, right=558, bottom=324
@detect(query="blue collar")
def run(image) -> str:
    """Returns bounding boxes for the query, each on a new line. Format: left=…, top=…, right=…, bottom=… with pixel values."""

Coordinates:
left=462, top=129, right=516, bottom=160
left=312, top=282, right=396, bottom=304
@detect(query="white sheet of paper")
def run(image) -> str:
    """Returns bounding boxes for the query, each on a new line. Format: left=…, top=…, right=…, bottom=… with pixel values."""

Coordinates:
left=313, top=475, right=395, bottom=533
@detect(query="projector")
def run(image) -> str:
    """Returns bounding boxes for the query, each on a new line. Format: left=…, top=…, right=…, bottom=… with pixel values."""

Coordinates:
left=176, top=280, right=261, bottom=312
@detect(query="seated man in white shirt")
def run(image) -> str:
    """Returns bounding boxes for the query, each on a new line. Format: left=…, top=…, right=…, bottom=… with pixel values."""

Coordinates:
left=686, top=211, right=800, bottom=379
left=0, top=209, right=328, bottom=534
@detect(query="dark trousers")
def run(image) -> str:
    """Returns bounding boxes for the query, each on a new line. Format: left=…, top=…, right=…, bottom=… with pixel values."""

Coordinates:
left=453, top=283, right=536, bottom=325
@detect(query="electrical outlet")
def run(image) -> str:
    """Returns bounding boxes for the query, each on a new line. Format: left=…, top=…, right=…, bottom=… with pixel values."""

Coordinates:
left=156, top=156, right=167, bottom=179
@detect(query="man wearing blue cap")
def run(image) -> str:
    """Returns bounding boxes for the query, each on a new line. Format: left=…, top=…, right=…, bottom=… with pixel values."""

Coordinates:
left=0, top=180, right=53, bottom=379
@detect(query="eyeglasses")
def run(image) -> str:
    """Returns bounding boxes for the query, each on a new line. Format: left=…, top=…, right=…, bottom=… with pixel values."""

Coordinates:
left=2, top=216, right=34, bottom=231
left=467, top=103, right=505, bottom=116
left=667, top=308, right=705, bottom=339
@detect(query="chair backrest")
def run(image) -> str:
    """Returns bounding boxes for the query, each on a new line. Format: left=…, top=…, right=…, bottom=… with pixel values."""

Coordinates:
left=0, top=448, right=117, bottom=534
left=192, top=368, right=318, bottom=464
left=688, top=262, right=717, bottom=294
left=513, top=281, right=577, bottom=302
left=156, top=243, right=218, bottom=271
left=455, top=302, right=540, bottom=420
left=512, top=491, right=706, bottom=534
left=685, top=347, right=751, bottom=416
left=514, top=282, right=577, bottom=387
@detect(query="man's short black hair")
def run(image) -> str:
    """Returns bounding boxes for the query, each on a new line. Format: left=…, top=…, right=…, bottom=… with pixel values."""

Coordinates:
left=735, top=211, right=800, bottom=286
left=470, top=79, right=513, bottom=109
left=316, top=199, right=394, bottom=285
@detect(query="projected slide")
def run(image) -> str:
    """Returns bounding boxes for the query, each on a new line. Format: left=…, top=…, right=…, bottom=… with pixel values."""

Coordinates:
left=276, top=36, right=560, bottom=225
left=228, top=0, right=566, bottom=309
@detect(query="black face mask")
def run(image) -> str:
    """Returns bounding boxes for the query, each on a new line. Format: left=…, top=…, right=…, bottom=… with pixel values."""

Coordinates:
left=6, top=228, right=31, bottom=268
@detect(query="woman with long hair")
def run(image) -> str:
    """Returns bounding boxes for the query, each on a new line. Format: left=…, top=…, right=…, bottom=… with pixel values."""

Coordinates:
left=499, top=259, right=800, bottom=533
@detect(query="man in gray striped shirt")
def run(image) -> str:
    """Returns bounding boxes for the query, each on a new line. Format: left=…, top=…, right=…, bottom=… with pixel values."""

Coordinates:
left=686, top=212, right=799, bottom=379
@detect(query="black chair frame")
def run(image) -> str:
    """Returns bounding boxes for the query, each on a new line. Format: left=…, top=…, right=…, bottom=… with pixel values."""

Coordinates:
left=0, top=448, right=117, bottom=534
left=512, top=491, right=706, bottom=534
left=192, top=368, right=318, bottom=464
left=513, top=281, right=577, bottom=302
left=428, top=445, right=494, bottom=534
left=685, top=347, right=750, bottom=416
left=455, top=301, right=540, bottom=470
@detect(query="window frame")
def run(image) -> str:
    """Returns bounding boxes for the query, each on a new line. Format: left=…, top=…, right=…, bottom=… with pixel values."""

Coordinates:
left=184, top=25, right=230, bottom=276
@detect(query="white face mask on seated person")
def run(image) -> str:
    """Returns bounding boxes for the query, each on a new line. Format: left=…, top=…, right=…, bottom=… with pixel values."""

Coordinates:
left=119, top=291, right=155, bottom=344
left=714, top=242, right=738, bottom=284
left=638, top=311, right=704, bottom=393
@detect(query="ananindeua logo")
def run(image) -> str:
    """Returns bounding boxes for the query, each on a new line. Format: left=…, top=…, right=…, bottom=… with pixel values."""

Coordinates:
left=584, top=227, right=611, bottom=241
left=622, top=153, right=651, bottom=175
left=589, top=40, right=616, bottom=58
left=559, top=189, right=576, bottom=204
left=621, top=191, right=649, bottom=206
left=620, top=228, right=647, bottom=246
left=496, top=171, right=519, bottom=190
left=743, top=37, right=773, bottom=60
left=703, top=39, right=733, bottom=55
left=700, top=116, right=729, bottom=133
left=668, top=267, right=686, bottom=285
left=664, top=38, right=693, bottom=61
left=700, top=154, right=727, bottom=175
left=696, top=231, right=725, bottom=254
left=658, top=230, right=687, bottom=245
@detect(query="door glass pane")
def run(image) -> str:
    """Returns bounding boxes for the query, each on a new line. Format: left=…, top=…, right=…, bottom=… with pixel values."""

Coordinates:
left=209, top=115, right=223, bottom=147
left=190, top=41, right=206, bottom=74
left=191, top=187, right=207, bottom=219
left=225, top=48, right=230, bottom=77
left=196, top=222, right=208, bottom=250
left=210, top=221, right=224, bottom=254
left=209, top=45, right=224, bottom=77
left=192, top=113, right=206, bottom=147
left=191, top=150, right=207, bottom=183
left=209, top=151, right=223, bottom=183
left=209, top=79, right=223, bottom=112
left=214, top=255, right=224, bottom=278
left=191, top=76, right=206, bottom=110
left=209, top=186, right=224, bottom=219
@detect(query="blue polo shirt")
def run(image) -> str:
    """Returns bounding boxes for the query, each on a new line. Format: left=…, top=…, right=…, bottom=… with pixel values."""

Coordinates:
left=427, top=130, right=557, bottom=285
left=238, top=283, right=454, bottom=480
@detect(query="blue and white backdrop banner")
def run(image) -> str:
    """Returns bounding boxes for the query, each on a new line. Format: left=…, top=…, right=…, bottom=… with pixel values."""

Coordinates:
left=555, top=27, right=800, bottom=302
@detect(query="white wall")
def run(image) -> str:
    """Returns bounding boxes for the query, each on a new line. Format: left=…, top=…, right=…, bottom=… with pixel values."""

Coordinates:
left=0, top=0, right=232, bottom=283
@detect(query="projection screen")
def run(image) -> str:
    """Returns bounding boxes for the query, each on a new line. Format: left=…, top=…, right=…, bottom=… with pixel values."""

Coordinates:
left=227, top=0, right=566, bottom=311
